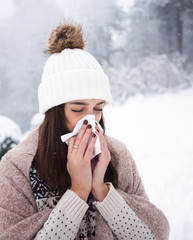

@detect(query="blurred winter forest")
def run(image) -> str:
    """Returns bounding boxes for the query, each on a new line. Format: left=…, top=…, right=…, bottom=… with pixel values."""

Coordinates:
left=0, top=0, right=193, bottom=132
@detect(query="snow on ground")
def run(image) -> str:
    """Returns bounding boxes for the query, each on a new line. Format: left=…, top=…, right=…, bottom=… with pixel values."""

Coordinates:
left=104, top=87, right=193, bottom=240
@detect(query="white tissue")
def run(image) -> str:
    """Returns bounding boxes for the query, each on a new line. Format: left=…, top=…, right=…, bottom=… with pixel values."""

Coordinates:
left=61, top=114, right=103, bottom=159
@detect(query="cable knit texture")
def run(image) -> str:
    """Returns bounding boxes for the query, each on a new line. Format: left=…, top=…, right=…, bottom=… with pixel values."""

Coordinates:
left=0, top=128, right=170, bottom=240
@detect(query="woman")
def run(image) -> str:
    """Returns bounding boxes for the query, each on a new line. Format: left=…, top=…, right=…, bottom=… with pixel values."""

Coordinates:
left=0, top=22, right=169, bottom=240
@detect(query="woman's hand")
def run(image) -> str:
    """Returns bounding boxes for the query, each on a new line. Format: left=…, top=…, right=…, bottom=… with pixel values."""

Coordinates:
left=91, top=124, right=111, bottom=201
left=67, top=121, right=97, bottom=202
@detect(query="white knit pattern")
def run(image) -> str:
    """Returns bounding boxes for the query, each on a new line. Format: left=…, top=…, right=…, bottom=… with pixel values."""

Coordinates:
left=38, top=48, right=113, bottom=113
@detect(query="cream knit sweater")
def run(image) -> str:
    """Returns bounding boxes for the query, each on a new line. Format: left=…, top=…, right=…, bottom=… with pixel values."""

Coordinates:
left=0, top=128, right=169, bottom=240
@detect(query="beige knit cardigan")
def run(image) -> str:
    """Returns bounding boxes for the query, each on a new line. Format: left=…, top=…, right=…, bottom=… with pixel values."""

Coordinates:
left=0, top=128, right=170, bottom=240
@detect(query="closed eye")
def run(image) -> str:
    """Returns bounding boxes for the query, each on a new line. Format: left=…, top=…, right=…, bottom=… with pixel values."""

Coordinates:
left=71, top=109, right=83, bottom=112
left=71, top=108, right=103, bottom=112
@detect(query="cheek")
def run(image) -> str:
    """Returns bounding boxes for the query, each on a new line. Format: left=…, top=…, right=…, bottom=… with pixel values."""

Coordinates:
left=66, top=115, right=80, bottom=131
left=64, top=107, right=79, bottom=131
left=65, top=112, right=86, bottom=131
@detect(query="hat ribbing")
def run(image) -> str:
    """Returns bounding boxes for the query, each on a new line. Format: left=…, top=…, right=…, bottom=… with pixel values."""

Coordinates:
left=38, top=48, right=112, bottom=113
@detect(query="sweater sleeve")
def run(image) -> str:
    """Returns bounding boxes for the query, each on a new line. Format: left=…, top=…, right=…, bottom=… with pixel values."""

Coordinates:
left=95, top=183, right=156, bottom=240
left=34, top=189, right=88, bottom=240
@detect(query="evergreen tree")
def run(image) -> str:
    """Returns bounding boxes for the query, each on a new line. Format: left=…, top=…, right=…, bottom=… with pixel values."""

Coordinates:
left=0, top=137, right=18, bottom=160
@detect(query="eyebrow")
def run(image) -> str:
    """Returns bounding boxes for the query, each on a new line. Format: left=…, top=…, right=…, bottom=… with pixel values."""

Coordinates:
left=70, top=101, right=105, bottom=106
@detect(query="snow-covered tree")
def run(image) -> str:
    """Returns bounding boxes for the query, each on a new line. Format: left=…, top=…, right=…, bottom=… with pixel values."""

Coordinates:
left=149, top=0, right=193, bottom=66
left=0, top=0, right=60, bottom=132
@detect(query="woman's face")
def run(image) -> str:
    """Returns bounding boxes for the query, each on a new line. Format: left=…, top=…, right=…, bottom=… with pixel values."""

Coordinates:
left=64, top=99, right=105, bottom=131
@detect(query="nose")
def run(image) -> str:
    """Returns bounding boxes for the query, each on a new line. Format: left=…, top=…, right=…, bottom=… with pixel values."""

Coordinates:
left=85, top=108, right=95, bottom=116
left=84, top=110, right=97, bottom=120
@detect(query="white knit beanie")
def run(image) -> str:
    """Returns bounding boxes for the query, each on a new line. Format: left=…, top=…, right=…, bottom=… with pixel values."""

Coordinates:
left=38, top=22, right=113, bottom=114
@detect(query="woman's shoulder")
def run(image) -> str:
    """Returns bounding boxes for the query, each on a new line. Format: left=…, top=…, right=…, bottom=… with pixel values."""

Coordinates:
left=105, top=135, right=139, bottom=191
left=105, top=135, right=130, bottom=154
left=105, top=135, right=134, bottom=166
left=0, top=128, right=39, bottom=179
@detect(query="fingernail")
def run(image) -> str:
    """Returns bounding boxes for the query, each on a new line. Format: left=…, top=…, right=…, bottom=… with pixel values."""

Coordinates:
left=83, top=120, right=88, bottom=125
left=92, top=133, right=96, bottom=138
left=88, top=124, right=92, bottom=129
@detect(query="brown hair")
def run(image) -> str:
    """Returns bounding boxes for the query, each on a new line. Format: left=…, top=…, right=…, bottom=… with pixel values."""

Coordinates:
left=33, top=103, right=118, bottom=199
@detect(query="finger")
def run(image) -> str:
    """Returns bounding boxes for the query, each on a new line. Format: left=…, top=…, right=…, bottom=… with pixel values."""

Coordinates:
left=95, top=124, right=102, bottom=134
left=78, top=125, right=93, bottom=156
left=95, top=129, right=107, bottom=150
left=74, top=120, right=89, bottom=147
left=95, top=127, right=103, bottom=139
left=68, top=136, right=76, bottom=154
left=84, top=133, right=97, bottom=160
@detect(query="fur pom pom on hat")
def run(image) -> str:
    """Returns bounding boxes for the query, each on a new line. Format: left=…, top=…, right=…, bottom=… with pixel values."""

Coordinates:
left=46, top=22, right=86, bottom=54
left=38, top=22, right=113, bottom=114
